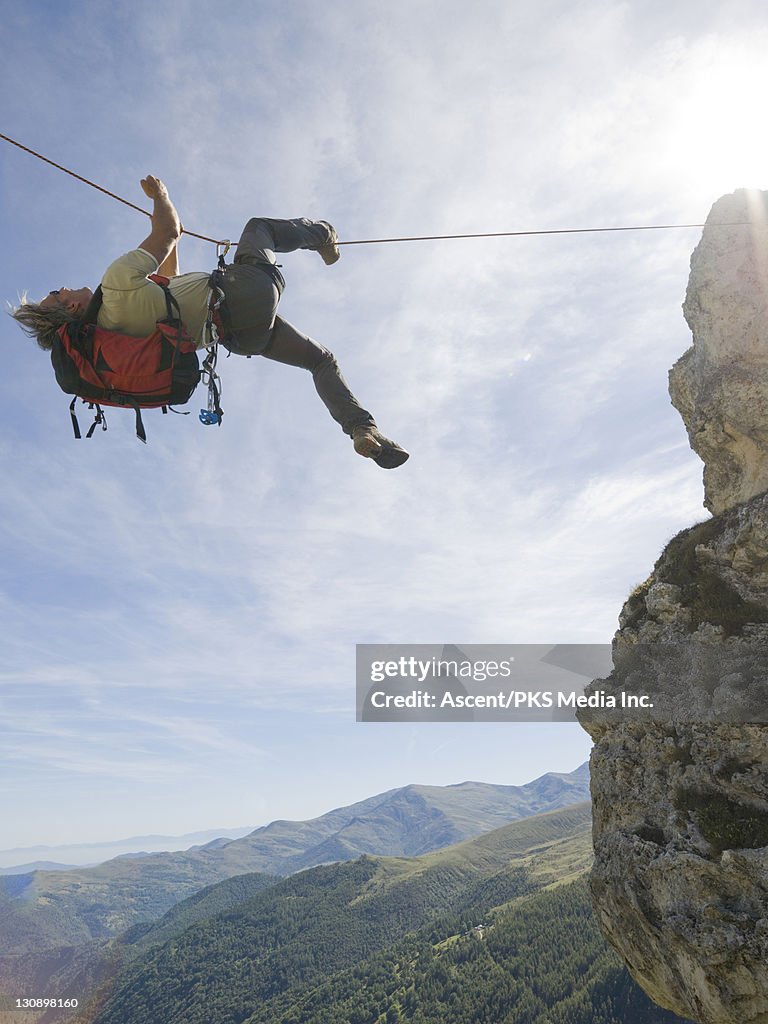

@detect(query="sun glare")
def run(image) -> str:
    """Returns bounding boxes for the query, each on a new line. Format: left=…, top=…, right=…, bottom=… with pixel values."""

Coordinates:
left=672, top=43, right=768, bottom=199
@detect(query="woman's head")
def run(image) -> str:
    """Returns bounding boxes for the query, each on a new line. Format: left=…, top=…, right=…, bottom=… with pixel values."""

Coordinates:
left=10, top=287, right=92, bottom=350
left=10, top=294, right=80, bottom=350
left=39, top=287, right=93, bottom=314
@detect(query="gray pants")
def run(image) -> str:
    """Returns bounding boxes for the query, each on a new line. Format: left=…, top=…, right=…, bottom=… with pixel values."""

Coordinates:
left=220, top=217, right=375, bottom=437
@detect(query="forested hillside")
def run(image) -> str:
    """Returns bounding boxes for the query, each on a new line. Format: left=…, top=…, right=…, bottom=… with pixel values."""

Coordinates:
left=0, top=766, right=590, bottom=959
left=82, top=803, right=691, bottom=1024
left=250, top=879, right=691, bottom=1024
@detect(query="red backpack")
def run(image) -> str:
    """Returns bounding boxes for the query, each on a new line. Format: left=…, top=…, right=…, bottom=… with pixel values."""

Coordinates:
left=51, top=275, right=202, bottom=443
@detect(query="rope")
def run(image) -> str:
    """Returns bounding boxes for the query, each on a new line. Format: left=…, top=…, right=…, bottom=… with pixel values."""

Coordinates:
left=336, top=224, right=709, bottom=245
left=0, top=132, right=220, bottom=244
left=0, top=130, right=748, bottom=249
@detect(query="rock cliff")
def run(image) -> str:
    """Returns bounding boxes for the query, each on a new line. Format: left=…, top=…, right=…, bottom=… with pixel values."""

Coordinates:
left=671, top=190, right=768, bottom=516
left=581, top=190, right=768, bottom=1024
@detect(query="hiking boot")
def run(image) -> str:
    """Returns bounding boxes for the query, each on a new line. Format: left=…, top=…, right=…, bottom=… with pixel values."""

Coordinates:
left=315, top=221, right=341, bottom=265
left=352, top=426, right=410, bottom=469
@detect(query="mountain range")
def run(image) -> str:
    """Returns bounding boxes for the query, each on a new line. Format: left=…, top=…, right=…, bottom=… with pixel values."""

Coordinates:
left=0, top=764, right=590, bottom=957
left=58, top=800, right=689, bottom=1024
left=0, top=764, right=695, bottom=1024
left=0, top=827, right=257, bottom=872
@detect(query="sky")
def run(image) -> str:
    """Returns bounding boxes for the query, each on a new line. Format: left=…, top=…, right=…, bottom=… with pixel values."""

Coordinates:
left=2, top=0, right=767, bottom=851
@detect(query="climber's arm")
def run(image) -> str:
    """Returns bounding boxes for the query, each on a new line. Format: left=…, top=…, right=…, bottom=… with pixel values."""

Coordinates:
left=157, top=238, right=179, bottom=279
left=138, top=175, right=181, bottom=272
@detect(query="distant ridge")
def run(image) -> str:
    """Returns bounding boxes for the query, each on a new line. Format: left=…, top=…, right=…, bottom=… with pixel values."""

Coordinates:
left=0, top=826, right=257, bottom=871
left=0, top=862, right=81, bottom=876
left=0, top=764, right=589, bottom=958
left=213, top=762, right=592, bottom=875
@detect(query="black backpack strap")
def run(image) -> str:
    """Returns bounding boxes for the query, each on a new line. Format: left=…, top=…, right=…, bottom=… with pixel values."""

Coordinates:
left=148, top=274, right=182, bottom=322
left=123, top=399, right=147, bottom=443
left=85, top=404, right=107, bottom=438
left=80, top=286, right=104, bottom=325
left=69, top=397, right=81, bottom=439
left=162, top=285, right=180, bottom=322
left=69, top=399, right=108, bottom=439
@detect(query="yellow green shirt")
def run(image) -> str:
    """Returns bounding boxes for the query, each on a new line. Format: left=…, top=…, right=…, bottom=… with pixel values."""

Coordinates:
left=97, top=249, right=212, bottom=348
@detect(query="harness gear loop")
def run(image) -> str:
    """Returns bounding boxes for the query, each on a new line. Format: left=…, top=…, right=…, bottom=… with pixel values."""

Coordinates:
left=200, top=344, right=223, bottom=426
left=198, top=256, right=228, bottom=427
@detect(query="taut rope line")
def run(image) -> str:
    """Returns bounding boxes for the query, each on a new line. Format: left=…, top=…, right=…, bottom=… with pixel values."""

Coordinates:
left=2, top=130, right=739, bottom=248
left=336, top=224, right=708, bottom=244
left=0, top=132, right=220, bottom=244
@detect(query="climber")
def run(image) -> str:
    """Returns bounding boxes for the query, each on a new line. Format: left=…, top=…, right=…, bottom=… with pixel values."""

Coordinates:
left=11, top=175, right=409, bottom=468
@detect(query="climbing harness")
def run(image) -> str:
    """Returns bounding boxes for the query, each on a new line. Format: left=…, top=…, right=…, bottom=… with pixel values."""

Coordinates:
left=198, top=241, right=229, bottom=427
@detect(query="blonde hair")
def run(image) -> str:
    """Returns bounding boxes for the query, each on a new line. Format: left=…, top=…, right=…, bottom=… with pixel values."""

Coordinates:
left=9, top=295, right=79, bottom=351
